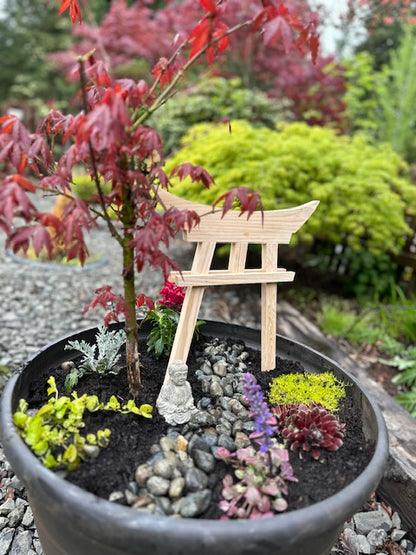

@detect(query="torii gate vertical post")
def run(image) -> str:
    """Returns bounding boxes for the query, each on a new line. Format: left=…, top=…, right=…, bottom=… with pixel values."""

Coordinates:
left=157, top=189, right=319, bottom=384
left=261, top=242, right=279, bottom=372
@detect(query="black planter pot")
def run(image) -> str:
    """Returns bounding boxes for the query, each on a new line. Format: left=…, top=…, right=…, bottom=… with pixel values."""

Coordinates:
left=0, top=320, right=389, bottom=555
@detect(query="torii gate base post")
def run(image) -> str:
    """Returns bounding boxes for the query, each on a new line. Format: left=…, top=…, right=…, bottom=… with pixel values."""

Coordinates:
left=156, top=190, right=319, bottom=387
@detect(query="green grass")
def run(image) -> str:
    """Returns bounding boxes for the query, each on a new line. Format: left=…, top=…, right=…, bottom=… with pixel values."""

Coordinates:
left=314, top=291, right=416, bottom=418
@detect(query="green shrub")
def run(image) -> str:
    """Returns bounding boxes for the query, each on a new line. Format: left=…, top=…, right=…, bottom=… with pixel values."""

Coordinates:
left=166, top=120, right=416, bottom=257
left=150, top=77, right=292, bottom=155
left=268, top=372, right=346, bottom=412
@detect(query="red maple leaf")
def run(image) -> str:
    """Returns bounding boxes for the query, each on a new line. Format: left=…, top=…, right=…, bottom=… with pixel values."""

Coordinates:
left=129, top=213, right=182, bottom=280
left=189, top=19, right=211, bottom=60
left=164, top=206, right=200, bottom=233
left=118, top=79, right=153, bottom=108
left=189, top=15, right=229, bottom=63
left=11, top=174, right=36, bottom=193
left=78, top=88, right=131, bottom=153
left=0, top=115, right=16, bottom=134
left=132, top=126, right=164, bottom=161
left=213, top=187, right=263, bottom=219
left=0, top=176, right=38, bottom=232
left=61, top=199, right=96, bottom=262
left=170, top=163, right=214, bottom=188
left=6, top=223, right=55, bottom=258
left=150, top=166, right=170, bottom=189
left=151, top=58, right=175, bottom=89
left=295, top=15, right=320, bottom=64
left=200, top=0, right=217, bottom=15
left=263, top=15, right=294, bottom=52
left=58, top=0, right=82, bottom=24
left=0, top=117, right=31, bottom=174
left=84, top=286, right=128, bottom=326
left=206, top=21, right=229, bottom=64
left=136, top=293, right=155, bottom=311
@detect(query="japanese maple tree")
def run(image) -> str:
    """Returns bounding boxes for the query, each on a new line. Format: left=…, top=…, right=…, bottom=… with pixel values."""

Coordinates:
left=0, top=0, right=320, bottom=398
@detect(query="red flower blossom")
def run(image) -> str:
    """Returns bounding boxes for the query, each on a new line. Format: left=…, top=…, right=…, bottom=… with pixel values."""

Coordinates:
left=158, top=281, right=185, bottom=309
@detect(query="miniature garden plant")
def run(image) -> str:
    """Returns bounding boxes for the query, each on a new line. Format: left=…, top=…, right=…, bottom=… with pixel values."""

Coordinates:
left=268, top=371, right=346, bottom=460
left=64, top=324, right=126, bottom=390
left=13, top=376, right=152, bottom=470
left=144, top=281, right=204, bottom=358
left=268, top=371, right=346, bottom=411
left=273, top=402, right=345, bottom=461
left=217, top=373, right=297, bottom=519
left=0, top=0, right=320, bottom=400
left=217, top=370, right=347, bottom=516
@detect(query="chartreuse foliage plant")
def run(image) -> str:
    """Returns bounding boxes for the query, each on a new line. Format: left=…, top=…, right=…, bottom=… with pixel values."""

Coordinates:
left=166, top=121, right=416, bottom=257
left=268, top=372, right=346, bottom=412
left=13, top=377, right=152, bottom=471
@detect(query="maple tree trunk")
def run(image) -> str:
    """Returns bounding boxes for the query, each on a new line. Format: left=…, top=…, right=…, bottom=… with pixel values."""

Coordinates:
left=122, top=185, right=142, bottom=397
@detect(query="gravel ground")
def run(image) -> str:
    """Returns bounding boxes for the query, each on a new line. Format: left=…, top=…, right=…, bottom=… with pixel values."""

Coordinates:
left=0, top=196, right=414, bottom=554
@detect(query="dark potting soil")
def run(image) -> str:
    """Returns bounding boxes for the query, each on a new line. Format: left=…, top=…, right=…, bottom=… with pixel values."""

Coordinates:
left=23, top=334, right=374, bottom=519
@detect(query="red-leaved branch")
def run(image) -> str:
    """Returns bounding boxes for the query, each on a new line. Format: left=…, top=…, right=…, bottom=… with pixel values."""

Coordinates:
left=0, top=0, right=323, bottom=394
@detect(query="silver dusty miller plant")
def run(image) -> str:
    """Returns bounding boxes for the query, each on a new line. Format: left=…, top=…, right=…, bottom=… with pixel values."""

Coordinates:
left=64, top=326, right=126, bottom=390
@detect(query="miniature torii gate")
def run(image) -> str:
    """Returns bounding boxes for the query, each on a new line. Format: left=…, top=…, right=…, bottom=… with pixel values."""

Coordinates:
left=158, top=189, right=319, bottom=377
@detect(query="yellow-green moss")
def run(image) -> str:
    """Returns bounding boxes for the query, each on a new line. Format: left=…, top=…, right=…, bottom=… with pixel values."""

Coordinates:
left=268, top=372, right=346, bottom=412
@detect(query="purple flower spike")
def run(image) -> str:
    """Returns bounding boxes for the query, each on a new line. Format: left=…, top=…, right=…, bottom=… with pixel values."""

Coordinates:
left=241, top=372, right=277, bottom=451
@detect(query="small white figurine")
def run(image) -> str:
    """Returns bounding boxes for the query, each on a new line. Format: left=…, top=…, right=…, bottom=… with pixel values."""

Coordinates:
left=156, top=360, right=198, bottom=425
